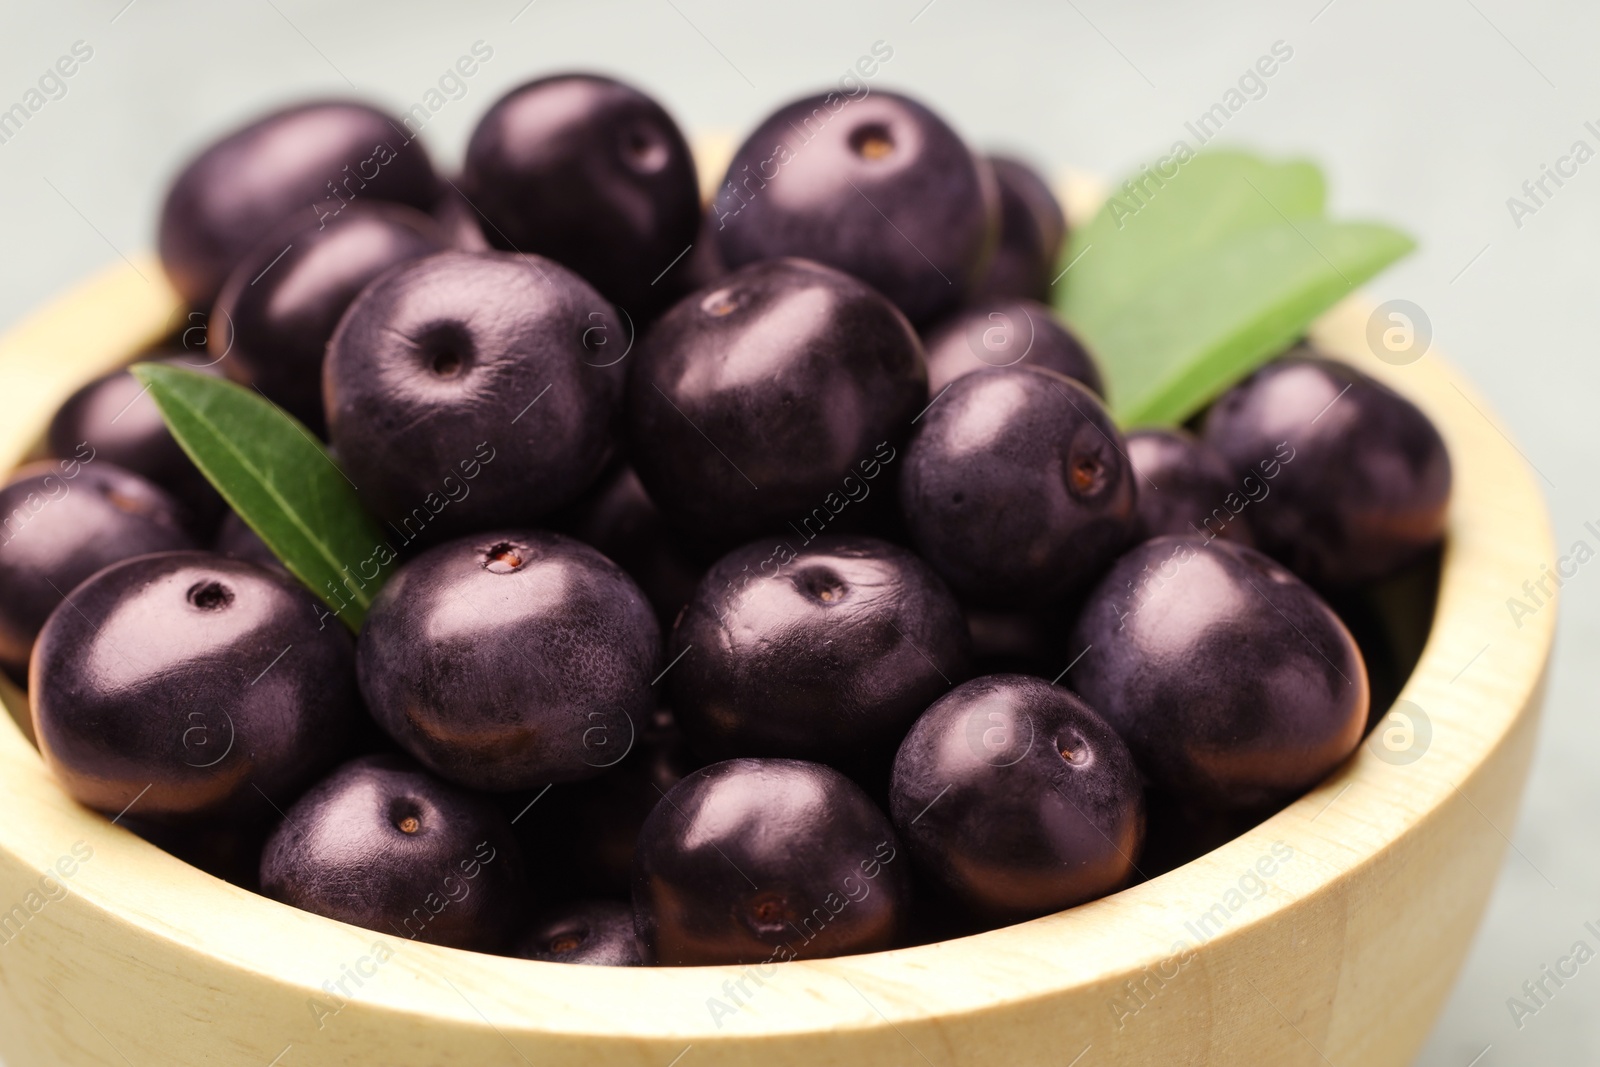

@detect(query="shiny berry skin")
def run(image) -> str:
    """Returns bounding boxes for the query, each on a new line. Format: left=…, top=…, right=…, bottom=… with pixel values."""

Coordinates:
left=899, top=366, right=1137, bottom=607
left=975, top=155, right=1068, bottom=302
left=213, top=204, right=448, bottom=435
left=159, top=101, right=439, bottom=308
left=463, top=74, right=701, bottom=321
left=514, top=900, right=642, bottom=966
left=357, top=531, right=660, bottom=791
left=46, top=355, right=224, bottom=531
left=711, top=91, right=995, bottom=326
left=1069, top=536, right=1369, bottom=810
left=1201, top=353, right=1451, bottom=588
left=0, top=462, right=195, bottom=680
left=30, top=551, right=360, bottom=822
left=890, top=674, right=1144, bottom=923
left=633, top=758, right=909, bottom=965
left=922, top=298, right=1102, bottom=398
left=260, top=754, right=526, bottom=952
left=628, top=258, right=925, bottom=547
left=324, top=251, right=625, bottom=540
left=668, top=535, right=971, bottom=772
left=1126, top=428, right=1253, bottom=545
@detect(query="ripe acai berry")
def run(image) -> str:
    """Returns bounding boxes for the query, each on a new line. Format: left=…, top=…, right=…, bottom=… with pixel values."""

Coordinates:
left=890, top=674, right=1144, bottom=923
left=921, top=298, right=1102, bottom=398
left=974, top=155, right=1068, bottom=302
left=212, top=204, right=448, bottom=435
left=159, top=101, right=439, bottom=308
left=1201, top=352, right=1451, bottom=588
left=627, top=258, right=926, bottom=547
left=357, top=531, right=660, bottom=791
left=324, top=250, right=626, bottom=541
left=46, top=355, right=223, bottom=530
left=514, top=900, right=642, bottom=966
left=1126, top=427, right=1254, bottom=545
left=711, top=90, right=995, bottom=326
left=667, top=535, right=971, bottom=773
left=0, top=462, right=194, bottom=681
left=31, top=551, right=360, bottom=822
left=899, top=366, right=1136, bottom=607
left=462, top=74, right=702, bottom=321
left=634, top=758, right=910, bottom=965
left=260, top=754, right=526, bottom=952
left=1069, top=536, right=1369, bottom=810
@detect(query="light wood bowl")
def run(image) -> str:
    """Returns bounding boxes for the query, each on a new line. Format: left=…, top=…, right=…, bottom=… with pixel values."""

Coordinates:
left=0, top=185, right=1555, bottom=1066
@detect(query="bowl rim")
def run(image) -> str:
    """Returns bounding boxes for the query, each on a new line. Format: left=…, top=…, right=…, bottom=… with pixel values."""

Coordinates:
left=0, top=200, right=1556, bottom=1049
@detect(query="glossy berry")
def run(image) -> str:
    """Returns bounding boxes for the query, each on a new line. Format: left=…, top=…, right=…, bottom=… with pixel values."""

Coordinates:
left=0, top=462, right=194, bottom=680
left=711, top=90, right=995, bottom=325
left=159, top=101, right=439, bottom=308
left=554, top=465, right=704, bottom=630
left=628, top=258, right=925, bottom=546
left=260, top=754, right=525, bottom=952
left=31, top=551, right=360, bottom=822
left=46, top=355, right=224, bottom=530
left=1126, top=428, right=1253, bottom=545
left=463, top=74, right=701, bottom=320
left=668, top=535, right=971, bottom=771
left=975, top=155, right=1068, bottom=302
left=634, top=758, right=909, bottom=965
left=213, top=204, right=448, bottom=435
left=1069, top=536, right=1369, bottom=810
left=358, top=530, right=660, bottom=791
left=900, top=366, right=1137, bottom=607
left=922, top=298, right=1102, bottom=398
left=1201, top=352, right=1451, bottom=588
left=514, top=900, right=642, bottom=966
left=325, top=251, right=625, bottom=540
left=890, top=674, right=1144, bottom=922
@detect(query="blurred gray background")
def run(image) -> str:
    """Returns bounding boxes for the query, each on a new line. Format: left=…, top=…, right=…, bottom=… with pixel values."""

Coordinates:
left=0, top=1, right=1595, bottom=1063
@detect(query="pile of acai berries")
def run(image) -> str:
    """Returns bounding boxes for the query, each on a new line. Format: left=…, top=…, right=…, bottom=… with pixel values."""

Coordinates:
left=0, top=74, right=1450, bottom=966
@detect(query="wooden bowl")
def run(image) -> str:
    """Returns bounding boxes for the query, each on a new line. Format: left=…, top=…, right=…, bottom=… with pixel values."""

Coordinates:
left=0, top=201, right=1554, bottom=1065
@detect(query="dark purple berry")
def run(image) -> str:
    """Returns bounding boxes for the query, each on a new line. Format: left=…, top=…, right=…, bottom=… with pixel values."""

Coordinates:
left=975, top=155, right=1067, bottom=302
left=30, top=551, right=360, bottom=822
left=46, top=355, right=224, bottom=531
left=711, top=90, right=995, bottom=326
left=634, top=758, right=909, bottom=965
left=1069, top=536, right=1369, bottom=810
left=899, top=366, right=1136, bottom=607
left=324, top=251, right=625, bottom=541
left=159, top=101, right=438, bottom=308
left=0, top=462, right=194, bottom=680
left=1126, top=428, right=1253, bottom=545
left=260, top=754, right=526, bottom=952
left=213, top=511, right=284, bottom=573
left=213, top=204, right=448, bottom=435
left=463, top=74, right=701, bottom=320
left=514, top=900, right=642, bottom=966
left=628, top=258, right=925, bottom=547
left=922, top=298, right=1102, bottom=398
left=1201, top=352, right=1450, bottom=588
left=890, top=674, right=1144, bottom=922
left=668, top=536, right=970, bottom=772
left=357, top=531, right=660, bottom=791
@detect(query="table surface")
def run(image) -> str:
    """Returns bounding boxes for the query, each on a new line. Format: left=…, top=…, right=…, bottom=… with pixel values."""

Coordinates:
left=1, top=2, right=1594, bottom=1064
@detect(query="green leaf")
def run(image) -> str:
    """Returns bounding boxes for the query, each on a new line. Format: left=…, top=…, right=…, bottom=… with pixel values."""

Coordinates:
left=131, top=362, right=390, bottom=631
left=1058, top=151, right=1415, bottom=427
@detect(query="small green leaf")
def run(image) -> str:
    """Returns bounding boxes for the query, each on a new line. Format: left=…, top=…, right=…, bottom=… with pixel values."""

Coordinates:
left=131, top=362, right=390, bottom=631
left=1058, top=151, right=1415, bottom=427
